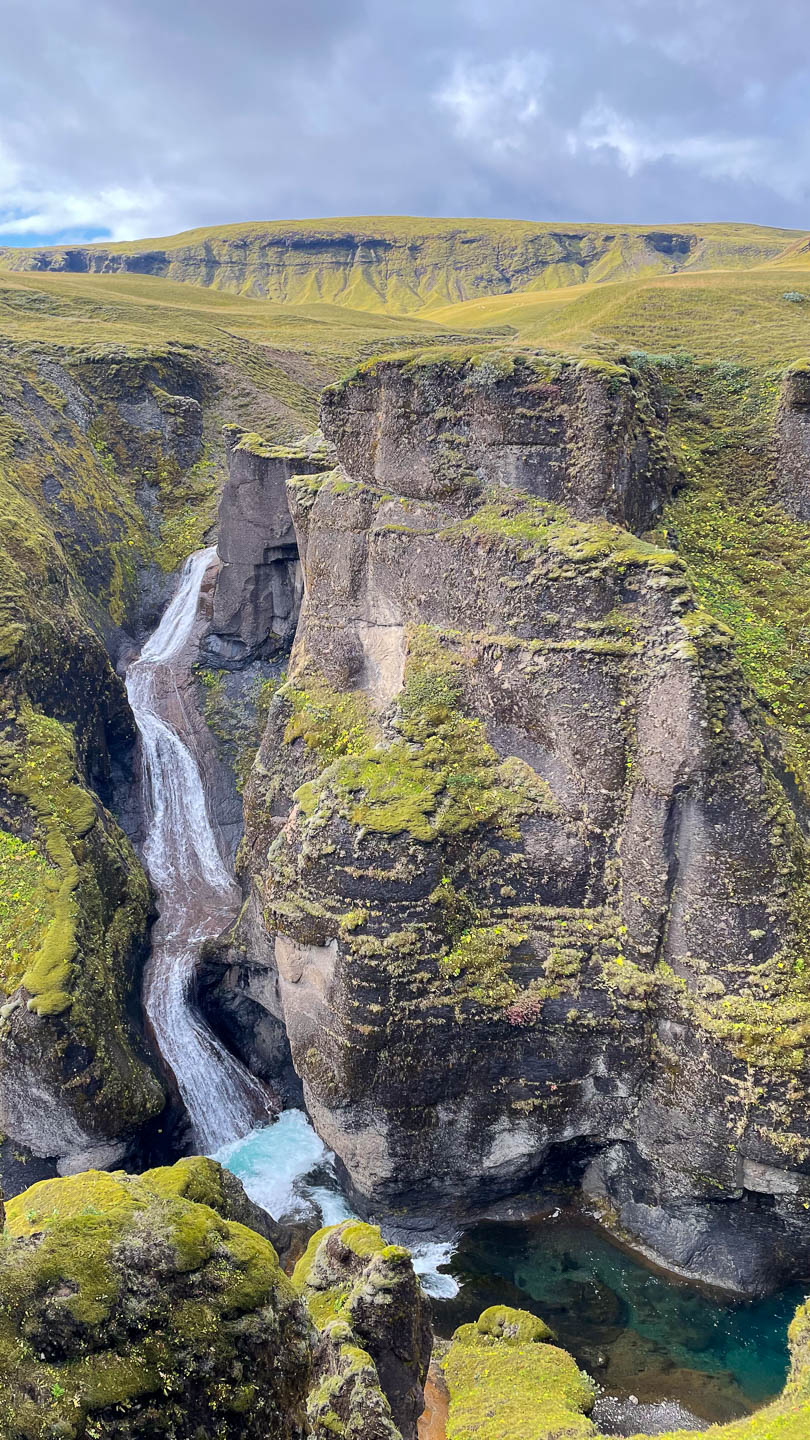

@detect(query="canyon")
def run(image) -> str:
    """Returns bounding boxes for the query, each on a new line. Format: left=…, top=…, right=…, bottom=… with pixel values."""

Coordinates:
left=1, top=222, right=810, bottom=1438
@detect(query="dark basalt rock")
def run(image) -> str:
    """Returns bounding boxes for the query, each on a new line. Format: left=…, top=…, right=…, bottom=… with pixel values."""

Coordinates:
left=206, top=351, right=810, bottom=1296
left=201, top=428, right=333, bottom=668
left=775, top=361, right=810, bottom=520
left=321, top=351, right=677, bottom=530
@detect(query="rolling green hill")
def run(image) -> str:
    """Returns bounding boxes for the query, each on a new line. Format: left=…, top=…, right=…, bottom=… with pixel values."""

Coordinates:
left=0, top=216, right=804, bottom=314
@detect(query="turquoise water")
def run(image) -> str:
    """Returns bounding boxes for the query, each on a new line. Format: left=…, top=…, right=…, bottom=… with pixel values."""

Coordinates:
left=433, top=1217, right=808, bottom=1424
left=213, top=1111, right=458, bottom=1296
left=214, top=1113, right=806, bottom=1425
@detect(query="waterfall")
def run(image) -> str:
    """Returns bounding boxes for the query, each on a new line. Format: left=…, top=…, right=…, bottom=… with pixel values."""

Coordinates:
left=125, top=547, right=271, bottom=1152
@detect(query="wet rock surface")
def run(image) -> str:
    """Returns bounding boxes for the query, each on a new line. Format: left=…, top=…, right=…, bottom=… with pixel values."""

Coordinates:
left=593, top=1395, right=707, bottom=1434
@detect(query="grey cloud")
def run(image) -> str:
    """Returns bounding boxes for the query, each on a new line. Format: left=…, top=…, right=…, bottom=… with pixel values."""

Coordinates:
left=1, top=0, right=808, bottom=242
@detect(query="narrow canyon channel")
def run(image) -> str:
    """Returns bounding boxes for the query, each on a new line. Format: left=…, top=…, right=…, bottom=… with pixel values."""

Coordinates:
left=126, top=549, right=804, bottom=1433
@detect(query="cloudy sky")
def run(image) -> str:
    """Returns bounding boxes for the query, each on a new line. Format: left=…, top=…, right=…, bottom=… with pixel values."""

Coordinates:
left=2, top=0, right=809, bottom=246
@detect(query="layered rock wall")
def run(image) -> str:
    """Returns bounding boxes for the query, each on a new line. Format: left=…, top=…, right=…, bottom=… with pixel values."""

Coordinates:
left=776, top=361, right=810, bottom=519
left=213, top=349, right=810, bottom=1293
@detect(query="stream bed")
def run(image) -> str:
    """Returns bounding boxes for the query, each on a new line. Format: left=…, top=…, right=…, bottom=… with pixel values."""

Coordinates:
left=215, top=1111, right=807, bottom=1427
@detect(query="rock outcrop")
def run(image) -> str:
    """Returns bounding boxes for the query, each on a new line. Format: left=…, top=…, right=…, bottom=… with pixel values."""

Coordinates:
left=0, top=1157, right=314, bottom=1439
left=442, top=1306, right=595, bottom=1440
left=209, top=348, right=810, bottom=1294
left=776, top=360, right=810, bottom=519
left=293, top=1219, right=432, bottom=1440
left=201, top=428, right=332, bottom=667
left=321, top=352, right=676, bottom=530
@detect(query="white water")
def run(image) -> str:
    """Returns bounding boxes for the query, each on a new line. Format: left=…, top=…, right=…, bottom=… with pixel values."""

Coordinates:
left=127, top=551, right=457, bottom=1294
left=214, top=1111, right=459, bottom=1298
left=126, top=548, right=271, bottom=1152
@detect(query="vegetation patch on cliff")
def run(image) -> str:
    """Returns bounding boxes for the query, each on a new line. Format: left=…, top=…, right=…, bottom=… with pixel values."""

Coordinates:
left=287, top=628, right=555, bottom=843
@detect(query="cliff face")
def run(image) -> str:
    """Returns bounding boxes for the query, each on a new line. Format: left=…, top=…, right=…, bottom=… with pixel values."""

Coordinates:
left=320, top=352, right=676, bottom=529
left=0, top=217, right=801, bottom=312
left=210, top=349, right=810, bottom=1295
left=202, top=428, right=333, bottom=668
left=0, top=337, right=320, bottom=1177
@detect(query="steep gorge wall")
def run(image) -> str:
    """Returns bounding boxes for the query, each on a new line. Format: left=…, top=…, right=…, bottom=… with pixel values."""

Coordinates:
left=207, top=349, right=810, bottom=1296
left=0, top=336, right=320, bottom=1175
left=0, top=219, right=801, bottom=312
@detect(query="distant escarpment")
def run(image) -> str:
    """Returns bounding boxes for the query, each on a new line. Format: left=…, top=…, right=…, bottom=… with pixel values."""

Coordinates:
left=206, top=347, right=810, bottom=1296
left=0, top=216, right=802, bottom=312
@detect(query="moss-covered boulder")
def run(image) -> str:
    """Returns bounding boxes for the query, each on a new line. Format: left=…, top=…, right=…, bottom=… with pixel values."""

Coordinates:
left=443, top=1306, right=596, bottom=1440
left=441, top=1301, right=810, bottom=1440
left=0, top=1157, right=314, bottom=1439
left=292, top=1219, right=432, bottom=1440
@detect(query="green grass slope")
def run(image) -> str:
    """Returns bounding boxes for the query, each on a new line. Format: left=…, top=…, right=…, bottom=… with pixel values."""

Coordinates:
left=0, top=216, right=804, bottom=314
left=432, top=268, right=810, bottom=366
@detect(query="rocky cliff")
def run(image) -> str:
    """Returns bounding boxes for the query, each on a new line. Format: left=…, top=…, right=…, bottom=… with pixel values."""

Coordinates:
left=0, top=217, right=802, bottom=312
left=776, top=360, right=810, bottom=520
left=206, top=347, right=810, bottom=1295
left=0, top=335, right=323, bottom=1179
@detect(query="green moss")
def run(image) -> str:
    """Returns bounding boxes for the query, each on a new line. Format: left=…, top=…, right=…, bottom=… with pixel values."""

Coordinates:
left=440, top=922, right=528, bottom=1008
left=284, top=678, right=375, bottom=762
left=0, top=707, right=98, bottom=1014
left=443, top=1307, right=595, bottom=1440
left=292, top=1221, right=394, bottom=1331
left=0, top=829, right=53, bottom=996
left=441, top=1301, right=810, bottom=1440
left=662, top=360, right=810, bottom=787
left=336, top=1221, right=388, bottom=1261
left=475, top=1305, right=555, bottom=1343
left=0, top=1160, right=305, bottom=1440
left=453, top=493, right=680, bottom=574
left=289, top=628, right=555, bottom=843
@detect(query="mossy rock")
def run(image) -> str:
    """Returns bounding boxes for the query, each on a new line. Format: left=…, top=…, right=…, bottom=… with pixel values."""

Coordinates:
left=443, top=1306, right=595, bottom=1440
left=293, top=1220, right=431, bottom=1440
left=443, top=1301, right=810, bottom=1440
left=0, top=1158, right=314, bottom=1439
left=475, top=1304, right=555, bottom=1344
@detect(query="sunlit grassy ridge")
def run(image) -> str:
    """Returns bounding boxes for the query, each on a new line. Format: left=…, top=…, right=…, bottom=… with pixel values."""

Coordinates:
left=433, top=267, right=810, bottom=366
left=0, top=267, right=452, bottom=360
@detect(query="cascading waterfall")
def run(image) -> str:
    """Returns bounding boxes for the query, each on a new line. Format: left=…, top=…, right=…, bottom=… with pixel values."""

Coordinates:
left=125, top=547, right=271, bottom=1152
left=125, top=549, right=456, bottom=1297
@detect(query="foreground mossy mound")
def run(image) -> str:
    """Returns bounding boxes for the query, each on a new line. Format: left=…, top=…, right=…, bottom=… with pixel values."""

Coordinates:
left=0, top=1158, right=313, bottom=1439
left=292, top=1219, right=432, bottom=1440
left=442, top=1303, right=810, bottom=1440
left=443, top=1306, right=595, bottom=1440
